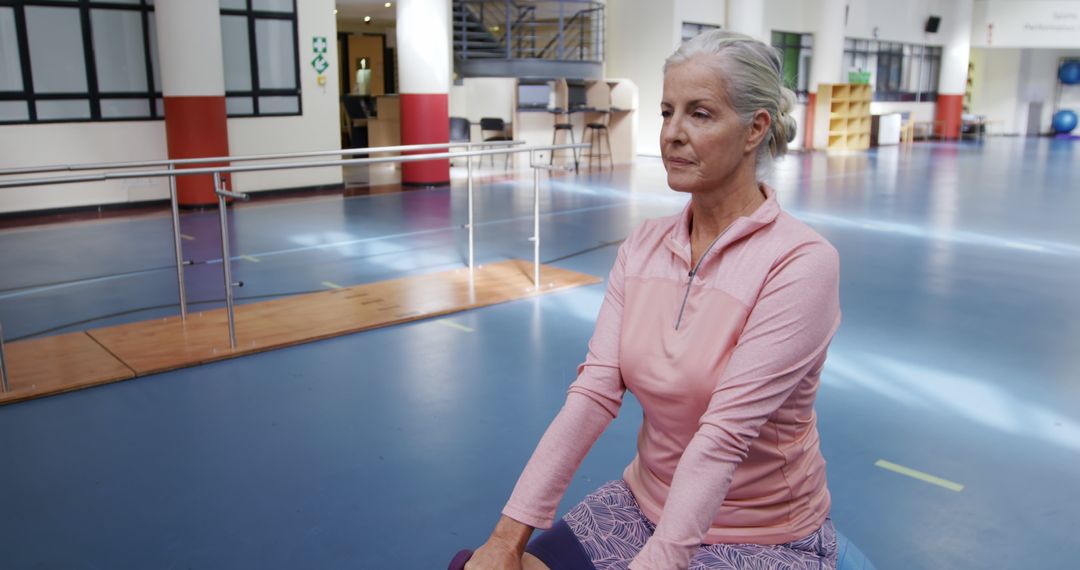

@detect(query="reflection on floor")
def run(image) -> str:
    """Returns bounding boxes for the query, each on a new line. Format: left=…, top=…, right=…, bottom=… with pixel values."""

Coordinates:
left=1, top=138, right=1078, bottom=569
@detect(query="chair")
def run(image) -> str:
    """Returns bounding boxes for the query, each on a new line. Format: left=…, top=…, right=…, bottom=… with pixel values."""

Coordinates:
left=341, top=95, right=374, bottom=148
left=582, top=114, right=613, bottom=170
left=899, top=111, right=914, bottom=146
left=449, top=117, right=471, bottom=166
left=479, top=117, right=512, bottom=169
left=550, top=113, right=579, bottom=173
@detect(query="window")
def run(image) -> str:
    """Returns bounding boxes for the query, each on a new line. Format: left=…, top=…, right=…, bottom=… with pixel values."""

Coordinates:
left=681, top=22, right=719, bottom=43
left=843, top=38, right=941, bottom=102
left=0, top=0, right=159, bottom=124
left=771, top=31, right=812, bottom=102
left=219, top=0, right=300, bottom=117
left=0, top=0, right=300, bottom=123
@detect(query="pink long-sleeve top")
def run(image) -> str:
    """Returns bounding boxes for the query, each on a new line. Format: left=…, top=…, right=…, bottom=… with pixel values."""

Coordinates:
left=502, top=184, right=842, bottom=569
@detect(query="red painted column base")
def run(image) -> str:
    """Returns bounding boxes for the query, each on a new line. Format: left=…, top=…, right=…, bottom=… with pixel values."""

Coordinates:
left=163, top=96, right=231, bottom=207
left=936, top=94, right=964, bottom=140
left=804, top=92, right=817, bottom=150
left=400, top=93, right=450, bottom=186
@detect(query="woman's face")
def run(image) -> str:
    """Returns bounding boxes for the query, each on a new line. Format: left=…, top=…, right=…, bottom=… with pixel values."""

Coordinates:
left=660, top=55, right=762, bottom=195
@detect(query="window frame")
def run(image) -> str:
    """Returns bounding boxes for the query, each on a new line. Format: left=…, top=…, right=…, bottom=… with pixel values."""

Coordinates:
left=0, top=0, right=160, bottom=125
left=843, top=36, right=941, bottom=103
left=0, top=0, right=302, bottom=124
left=219, top=0, right=301, bottom=118
left=770, top=30, right=812, bottom=103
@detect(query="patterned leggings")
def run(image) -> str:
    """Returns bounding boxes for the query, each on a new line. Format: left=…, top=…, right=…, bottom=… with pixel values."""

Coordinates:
left=527, top=480, right=837, bottom=570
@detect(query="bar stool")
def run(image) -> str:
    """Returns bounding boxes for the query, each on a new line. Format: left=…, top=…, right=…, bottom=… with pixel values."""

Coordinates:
left=582, top=120, right=612, bottom=170
left=550, top=120, right=579, bottom=173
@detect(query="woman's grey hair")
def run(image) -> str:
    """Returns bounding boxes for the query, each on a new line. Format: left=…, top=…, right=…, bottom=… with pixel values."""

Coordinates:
left=664, top=30, right=798, bottom=173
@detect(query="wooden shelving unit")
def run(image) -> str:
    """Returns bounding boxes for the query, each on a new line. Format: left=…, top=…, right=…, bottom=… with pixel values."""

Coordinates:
left=813, top=83, right=872, bottom=151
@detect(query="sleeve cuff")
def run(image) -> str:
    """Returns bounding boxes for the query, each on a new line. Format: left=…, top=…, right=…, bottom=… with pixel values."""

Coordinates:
left=501, top=504, right=554, bottom=531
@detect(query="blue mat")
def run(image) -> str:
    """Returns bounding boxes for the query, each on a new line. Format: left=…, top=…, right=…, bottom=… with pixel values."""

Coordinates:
left=837, top=531, right=876, bottom=570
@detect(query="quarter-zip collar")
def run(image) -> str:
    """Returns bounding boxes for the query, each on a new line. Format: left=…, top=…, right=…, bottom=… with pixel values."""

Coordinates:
left=665, top=183, right=781, bottom=270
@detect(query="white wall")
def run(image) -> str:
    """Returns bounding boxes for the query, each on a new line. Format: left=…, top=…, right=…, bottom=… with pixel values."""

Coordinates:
left=845, top=0, right=954, bottom=45
left=230, top=0, right=341, bottom=194
left=0, top=122, right=169, bottom=213
left=971, top=0, right=1080, bottom=49
left=971, top=47, right=1080, bottom=134
left=765, top=0, right=811, bottom=34
left=0, top=0, right=341, bottom=214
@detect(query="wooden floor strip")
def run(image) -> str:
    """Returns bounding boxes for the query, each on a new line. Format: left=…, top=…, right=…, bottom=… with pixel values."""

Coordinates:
left=0, top=332, right=135, bottom=403
left=0, top=260, right=599, bottom=405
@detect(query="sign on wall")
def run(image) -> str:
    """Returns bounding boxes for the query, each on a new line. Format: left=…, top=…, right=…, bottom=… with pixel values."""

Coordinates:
left=311, top=36, right=329, bottom=85
left=974, top=0, right=1080, bottom=48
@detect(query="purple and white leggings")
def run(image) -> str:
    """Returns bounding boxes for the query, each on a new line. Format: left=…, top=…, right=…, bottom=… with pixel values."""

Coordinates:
left=525, top=480, right=838, bottom=570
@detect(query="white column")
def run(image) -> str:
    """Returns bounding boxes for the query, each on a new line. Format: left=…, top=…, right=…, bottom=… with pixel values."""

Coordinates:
left=396, top=0, right=451, bottom=185
left=396, top=0, right=450, bottom=94
left=940, top=0, right=973, bottom=97
left=808, top=0, right=846, bottom=92
left=153, top=0, right=230, bottom=205
left=154, top=0, right=225, bottom=97
left=726, top=0, right=766, bottom=42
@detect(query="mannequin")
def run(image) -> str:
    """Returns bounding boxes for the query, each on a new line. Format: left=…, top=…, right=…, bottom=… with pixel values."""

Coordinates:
left=355, top=57, right=372, bottom=96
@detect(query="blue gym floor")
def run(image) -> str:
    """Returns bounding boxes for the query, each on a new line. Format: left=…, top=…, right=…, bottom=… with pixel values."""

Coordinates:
left=1, top=138, right=1078, bottom=569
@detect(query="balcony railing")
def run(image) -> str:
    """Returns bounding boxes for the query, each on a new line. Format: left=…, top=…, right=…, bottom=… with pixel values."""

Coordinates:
left=454, top=0, right=604, bottom=63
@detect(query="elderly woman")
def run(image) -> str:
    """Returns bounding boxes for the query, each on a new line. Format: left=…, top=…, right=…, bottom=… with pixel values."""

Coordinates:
left=466, top=30, right=841, bottom=570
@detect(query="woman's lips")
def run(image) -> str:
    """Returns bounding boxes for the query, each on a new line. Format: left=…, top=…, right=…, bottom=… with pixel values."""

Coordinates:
left=667, top=157, right=694, bottom=166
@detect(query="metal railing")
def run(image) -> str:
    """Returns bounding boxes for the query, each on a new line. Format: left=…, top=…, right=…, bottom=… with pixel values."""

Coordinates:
left=0, top=141, right=524, bottom=322
left=0, top=142, right=588, bottom=390
left=455, top=0, right=603, bottom=62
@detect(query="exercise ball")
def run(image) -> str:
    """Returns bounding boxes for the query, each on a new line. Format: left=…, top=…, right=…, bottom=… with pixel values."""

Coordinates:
left=1052, top=110, right=1078, bottom=134
left=1060, top=61, right=1080, bottom=85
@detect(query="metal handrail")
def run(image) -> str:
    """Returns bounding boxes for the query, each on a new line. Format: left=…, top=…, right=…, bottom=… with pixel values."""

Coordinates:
left=0, top=145, right=575, bottom=188
left=0, top=140, right=523, bottom=323
left=0, top=140, right=524, bottom=177
left=0, top=143, right=589, bottom=360
left=535, top=6, right=602, bottom=60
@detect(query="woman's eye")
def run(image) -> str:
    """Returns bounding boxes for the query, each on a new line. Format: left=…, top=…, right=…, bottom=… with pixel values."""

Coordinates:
left=661, top=110, right=672, bottom=118
left=692, top=110, right=710, bottom=119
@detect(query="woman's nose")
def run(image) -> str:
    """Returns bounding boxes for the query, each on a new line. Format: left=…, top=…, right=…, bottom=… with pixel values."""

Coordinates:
left=662, top=116, right=686, bottom=146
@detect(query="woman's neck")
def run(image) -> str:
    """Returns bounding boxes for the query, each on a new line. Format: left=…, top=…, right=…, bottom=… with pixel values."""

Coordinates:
left=688, top=168, right=764, bottom=246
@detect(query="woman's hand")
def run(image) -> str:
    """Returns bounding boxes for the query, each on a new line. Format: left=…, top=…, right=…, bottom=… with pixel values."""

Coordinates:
left=463, top=541, right=524, bottom=570
left=464, top=515, right=534, bottom=570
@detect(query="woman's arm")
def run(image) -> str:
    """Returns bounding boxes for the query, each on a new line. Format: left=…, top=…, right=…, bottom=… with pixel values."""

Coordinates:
left=630, top=241, right=842, bottom=570
left=493, top=236, right=633, bottom=534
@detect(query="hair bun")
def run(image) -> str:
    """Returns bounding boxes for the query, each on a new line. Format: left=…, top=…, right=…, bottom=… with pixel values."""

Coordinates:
left=781, top=111, right=798, bottom=143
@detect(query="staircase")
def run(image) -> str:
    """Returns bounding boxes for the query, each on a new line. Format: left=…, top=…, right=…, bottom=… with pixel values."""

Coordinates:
left=453, top=0, right=604, bottom=80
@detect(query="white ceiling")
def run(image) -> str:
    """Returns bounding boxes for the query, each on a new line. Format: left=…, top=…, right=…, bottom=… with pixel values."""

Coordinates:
left=336, top=0, right=397, bottom=21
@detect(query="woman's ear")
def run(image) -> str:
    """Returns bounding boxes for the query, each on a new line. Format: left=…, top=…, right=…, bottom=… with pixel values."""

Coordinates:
left=745, top=109, right=772, bottom=153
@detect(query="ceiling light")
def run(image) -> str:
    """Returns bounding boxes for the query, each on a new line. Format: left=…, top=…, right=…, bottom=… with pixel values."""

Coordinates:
left=333, top=8, right=338, bottom=14
left=385, top=2, right=392, bottom=7
left=364, top=16, right=372, bottom=22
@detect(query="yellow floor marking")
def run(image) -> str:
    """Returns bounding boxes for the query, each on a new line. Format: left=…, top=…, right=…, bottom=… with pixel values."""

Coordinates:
left=321, top=281, right=343, bottom=290
left=875, top=459, right=964, bottom=492
left=180, top=234, right=195, bottom=241
left=240, top=255, right=260, bottom=263
left=436, top=319, right=475, bottom=332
